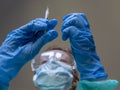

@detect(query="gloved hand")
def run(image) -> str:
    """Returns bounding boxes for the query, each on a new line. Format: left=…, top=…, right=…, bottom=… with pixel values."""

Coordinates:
left=77, top=80, right=119, bottom=90
left=61, top=13, right=108, bottom=81
left=0, top=18, right=58, bottom=88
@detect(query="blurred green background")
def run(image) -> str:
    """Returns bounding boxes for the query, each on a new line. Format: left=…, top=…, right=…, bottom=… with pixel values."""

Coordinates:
left=0, top=0, right=120, bottom=90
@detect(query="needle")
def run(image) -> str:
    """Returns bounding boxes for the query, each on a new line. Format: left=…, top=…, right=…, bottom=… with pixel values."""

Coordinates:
left=45, top=7, right=49, bottom=19
left=44, top=7, right=49, bottom=33
left=34, top=7, right=49, bottom=35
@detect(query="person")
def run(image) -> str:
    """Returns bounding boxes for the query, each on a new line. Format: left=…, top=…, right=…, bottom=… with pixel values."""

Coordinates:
left=31, top=47, right=80, bottom=90
left=0, top=13, right=118, bottom=90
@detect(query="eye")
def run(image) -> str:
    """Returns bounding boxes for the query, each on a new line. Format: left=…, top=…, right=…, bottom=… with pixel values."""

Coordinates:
left=59, top=59, right=67, bottom=63
left=39, top=60, right=48, bottom=65
left=41, top=61, right=47, bottom=64
left=39, top=56, right=48, bottom=65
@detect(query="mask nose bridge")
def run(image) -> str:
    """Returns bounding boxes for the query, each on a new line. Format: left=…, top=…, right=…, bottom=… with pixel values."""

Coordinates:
left=48, top=52, right=61, bottom=62
left=47, top=56, right=57, bottom=63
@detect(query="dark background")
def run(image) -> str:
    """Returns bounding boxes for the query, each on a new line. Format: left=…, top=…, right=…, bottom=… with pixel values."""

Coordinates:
left=0, top=0, right=120, bottom=90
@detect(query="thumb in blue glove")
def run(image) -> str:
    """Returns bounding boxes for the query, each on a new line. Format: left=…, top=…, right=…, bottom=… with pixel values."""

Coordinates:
left=0, top=18, right=58, bottom=88
left=61, top=13, right=108, bottom=81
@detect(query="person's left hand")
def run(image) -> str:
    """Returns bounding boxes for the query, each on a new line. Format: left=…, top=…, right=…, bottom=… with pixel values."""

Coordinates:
left=61, top=13, right=107, bottom=81
left=0, top=18, right=58, bottom=88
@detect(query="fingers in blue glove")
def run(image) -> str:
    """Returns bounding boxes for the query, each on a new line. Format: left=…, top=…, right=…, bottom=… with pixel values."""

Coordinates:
left=34, top=30, right=58, bottom=49
left=26, top=29, right=58, bottom=57
left=32, top=19, right=58, bottom=39
left=61, top=26, right=94, bottom=50
left=19, top=18, right=58, bottom=32
left=3, top=18, right=58, bottom=45
left=62, top=13, right=89, bottom=30
left=48, top=19, right=58, bottom=30
left=61, top=26, right=79, bottom=41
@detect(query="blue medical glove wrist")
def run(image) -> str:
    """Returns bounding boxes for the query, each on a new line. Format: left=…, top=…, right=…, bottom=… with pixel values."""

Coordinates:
left=61, top=13, right=108, bottom=81
left=71, top=35, right=108, bottom=80
left=0, top=18, right=58, bottom=88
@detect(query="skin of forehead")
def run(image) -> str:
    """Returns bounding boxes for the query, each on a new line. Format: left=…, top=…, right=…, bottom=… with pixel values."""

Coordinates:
left=40, top=50, right=74, bottom=64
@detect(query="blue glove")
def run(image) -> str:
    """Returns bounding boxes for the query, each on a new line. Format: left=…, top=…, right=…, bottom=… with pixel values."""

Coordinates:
left=77, top=80, right=119, bottom=90
left=61, top=13, right=108, bottom=81
left=0, top=18, right=58, bottom=88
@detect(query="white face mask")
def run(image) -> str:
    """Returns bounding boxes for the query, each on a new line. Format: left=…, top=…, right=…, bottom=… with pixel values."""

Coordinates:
left=33, top=57, right=74, bottom=90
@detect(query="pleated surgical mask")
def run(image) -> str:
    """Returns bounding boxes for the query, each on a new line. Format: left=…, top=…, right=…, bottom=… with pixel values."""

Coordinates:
left=32, top=57, right=74, bottom=90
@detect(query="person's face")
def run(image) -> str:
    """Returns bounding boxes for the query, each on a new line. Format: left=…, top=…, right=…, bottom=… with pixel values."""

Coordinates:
left=39, top=50, right=74, bottom=66
left=32, top=50, right=78, bottom=90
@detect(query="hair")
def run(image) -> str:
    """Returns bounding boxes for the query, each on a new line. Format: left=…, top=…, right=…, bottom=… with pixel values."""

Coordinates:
left=44, top=46, right=80, bottom=90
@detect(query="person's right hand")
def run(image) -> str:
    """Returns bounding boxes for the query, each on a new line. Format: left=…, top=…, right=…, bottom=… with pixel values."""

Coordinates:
left=61, top=13, right=108, bottom=81
left=0, top=18, right=58, bottom=88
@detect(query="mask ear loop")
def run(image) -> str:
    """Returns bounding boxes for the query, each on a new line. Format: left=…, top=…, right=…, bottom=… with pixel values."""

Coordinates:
left=72, top=60, right=77, bottom=70
left=71, top=58, right=80, bottom=78
left=71, top=54, right=77, bottom=70
left=70, top=58, right=80, bottom=90
left=31, top=59, right=36, bottom=72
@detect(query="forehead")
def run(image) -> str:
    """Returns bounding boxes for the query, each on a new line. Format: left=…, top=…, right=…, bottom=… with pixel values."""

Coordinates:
left=41, top=50, right=70, bottom=57
left=40, top=50, right=74, bottom=64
